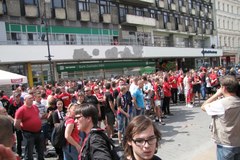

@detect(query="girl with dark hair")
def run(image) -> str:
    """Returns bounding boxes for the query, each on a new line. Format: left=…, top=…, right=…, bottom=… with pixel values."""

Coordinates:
left=123, top=115, right=162, bottom=160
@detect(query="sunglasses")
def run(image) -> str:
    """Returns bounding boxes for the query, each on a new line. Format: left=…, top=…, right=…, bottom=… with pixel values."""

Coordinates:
left=74, top=115, right=83, bottom=120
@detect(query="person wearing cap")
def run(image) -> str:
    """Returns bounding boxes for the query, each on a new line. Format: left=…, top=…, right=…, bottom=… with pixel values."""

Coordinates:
left=14, top=94, right=44, bottom=160
left=0, top=91, right=10, bottom=112
left=8, top=91, right=24, bottom=157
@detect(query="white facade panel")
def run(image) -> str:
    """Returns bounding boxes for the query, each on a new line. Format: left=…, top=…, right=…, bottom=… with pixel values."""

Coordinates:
left=126, top=14, right=156, bottom=27
left=0, top=45, right=223, bottom=63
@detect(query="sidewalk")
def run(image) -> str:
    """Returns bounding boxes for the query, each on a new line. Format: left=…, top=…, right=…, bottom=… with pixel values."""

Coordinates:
left=155, top=103, right=216, bottom=160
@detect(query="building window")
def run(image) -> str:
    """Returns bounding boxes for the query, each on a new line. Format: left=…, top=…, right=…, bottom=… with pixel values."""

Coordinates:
left=218, top=1, right=220, bottom=10
left=78, top=0, right=89, bottom=11
left=163, top=12, right=170, bottom=28
left=2, top=0, right=7, bottom=14
left=219, top=36, right=222, bottom=47
left=223, top=20, right=225, bottom=28
left=178, top=0, right=184, bottom=6
left=150, top=10, right=155, bottom=18
left=224, top=37, right=226, bottom=46
left=135, top=7, right=143, bottom=16
left=185, top=17, right=189, bottom=28
left=231, top=6, right=233, bottom=13
left=24, top=0, right=37, bottom=5
left=53, top=0, right=65, bottom=8
left=227, top=20, right=229, bottom=29
left=232, top=21, right=234, bottom=30
left=227, top=4, right=229, bottom=12
left=99, top=0, right=110, bottom=14
left=222, top=3, right=224, bottom=11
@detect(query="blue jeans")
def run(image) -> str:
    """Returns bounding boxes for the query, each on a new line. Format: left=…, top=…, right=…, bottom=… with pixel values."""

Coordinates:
left=135, top=108, right=145, bottom=116
left=117, top=114, right=127, bottom=134
left=63, top=144, right=79, bottom=160
left=22, top=131, right=44, bottom=160
left=201, top=83, right=206, bottom=100
left=217, top=144, right=240, bottom=160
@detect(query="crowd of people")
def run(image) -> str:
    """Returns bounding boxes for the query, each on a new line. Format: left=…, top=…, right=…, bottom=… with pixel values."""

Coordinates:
left=0, top=65, right=240, bottom=160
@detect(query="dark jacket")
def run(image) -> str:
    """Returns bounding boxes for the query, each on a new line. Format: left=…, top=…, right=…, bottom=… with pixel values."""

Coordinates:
left=81, top=129, right=112, bottom=160
left=120, top=155, right=161, bottom=160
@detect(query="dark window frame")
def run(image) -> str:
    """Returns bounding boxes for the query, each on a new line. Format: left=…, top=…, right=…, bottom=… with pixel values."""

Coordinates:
left=24, top=0, right=37, bottom=5
left=52, top=0, right=65, bottom=8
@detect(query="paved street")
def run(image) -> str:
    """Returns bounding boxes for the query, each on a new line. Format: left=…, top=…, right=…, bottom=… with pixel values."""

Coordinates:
left=155, top=103, right=216, bottom=160
left=45, top=102, right=216, bottom=160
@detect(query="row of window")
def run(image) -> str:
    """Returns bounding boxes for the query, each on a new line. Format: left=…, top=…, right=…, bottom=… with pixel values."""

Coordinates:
left=1, top=0, right=213, bottom=19
left=7, top=30, right=208, bottom=48
left=217, top=18, right=240, bottom=31
left=217, top=0, right=240, bottom=14
left=218, top=36, right=240, bottom=48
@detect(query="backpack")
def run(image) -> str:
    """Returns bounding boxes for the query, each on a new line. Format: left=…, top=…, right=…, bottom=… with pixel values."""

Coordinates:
left=51, top=117, right=70, bottom=148
left=84, top=129, right=122, bottom=160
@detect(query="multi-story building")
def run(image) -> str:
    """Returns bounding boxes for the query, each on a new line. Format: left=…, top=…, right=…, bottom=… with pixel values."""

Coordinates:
left=214, top=0, right=240, bottom=67
left=0, top=0, right=222, bottom=86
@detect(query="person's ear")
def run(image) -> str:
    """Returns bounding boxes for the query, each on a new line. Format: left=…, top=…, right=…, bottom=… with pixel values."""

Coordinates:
left=11, top=134, right=16, bottom=148
left=127, top=141, right=132, bottom=146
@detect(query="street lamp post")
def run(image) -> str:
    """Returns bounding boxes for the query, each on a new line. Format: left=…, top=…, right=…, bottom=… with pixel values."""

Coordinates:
left=201, top=31, right=205, bottom=67
left=42, top=0, right=54, bottom=85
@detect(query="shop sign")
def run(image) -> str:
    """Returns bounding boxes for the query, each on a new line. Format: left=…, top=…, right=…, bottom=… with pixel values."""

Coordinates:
left=202, top=50, right=217, bottom=54
left=57, top=61, right=155, bottom=72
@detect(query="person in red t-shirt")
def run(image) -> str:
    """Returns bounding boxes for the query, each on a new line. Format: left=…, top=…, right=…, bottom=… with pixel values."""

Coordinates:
left=14, top=94, right=44, bottom=160
left=63, top=103, right=81, bottom=160
left=169, top=72, right=178, bottom=104
left=162, top=76, right=172, bottom=115
left=59, top=87, right=72, bottom=108
left=209, top=69, right=219, bottom=93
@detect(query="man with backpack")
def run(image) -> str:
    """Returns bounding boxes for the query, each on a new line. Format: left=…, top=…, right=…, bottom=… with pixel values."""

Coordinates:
left=75, top=103, right=119, bottom=160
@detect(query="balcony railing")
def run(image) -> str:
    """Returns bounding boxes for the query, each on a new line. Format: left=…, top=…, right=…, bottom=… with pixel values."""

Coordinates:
left=0, top=38, right=213, bottom=49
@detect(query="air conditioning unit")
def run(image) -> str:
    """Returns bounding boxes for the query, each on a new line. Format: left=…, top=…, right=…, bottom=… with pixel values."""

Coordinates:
left=158, top=1, right=164, bottom=8
left=200, top=11, right=204, bottom=17
left=170, top=3, right=176, bottom=11
left=191, top=9, right=196, bottom=15
left=25, top=5, right=38, bottom=17
left=166, top=22, right=172, bottom=30
left=180, top=6, right=186, bottom=13
left=55, top=8, right=66, bottom=20
left=102, top=14, right=111, bottom=23
left=80, top=11, right=90, bottom=21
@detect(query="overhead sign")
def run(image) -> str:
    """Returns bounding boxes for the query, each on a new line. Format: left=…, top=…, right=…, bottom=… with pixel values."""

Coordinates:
left=57, top=61, right=155, bottom=72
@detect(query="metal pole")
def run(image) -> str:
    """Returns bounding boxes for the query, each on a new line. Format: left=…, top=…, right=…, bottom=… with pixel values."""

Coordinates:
left=44, top=1, right=54, bottom=85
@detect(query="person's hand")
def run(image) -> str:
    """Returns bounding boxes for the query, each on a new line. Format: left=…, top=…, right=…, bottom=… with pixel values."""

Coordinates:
left=0, top=144, right=16, bottom=160
left=215, top=88, right=223, bottom=97
left=75, top=144, right=82, bottom=153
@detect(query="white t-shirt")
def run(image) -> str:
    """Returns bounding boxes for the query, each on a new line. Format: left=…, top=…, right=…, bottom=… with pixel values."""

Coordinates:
left=205, top=98, right=225, bottom=116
